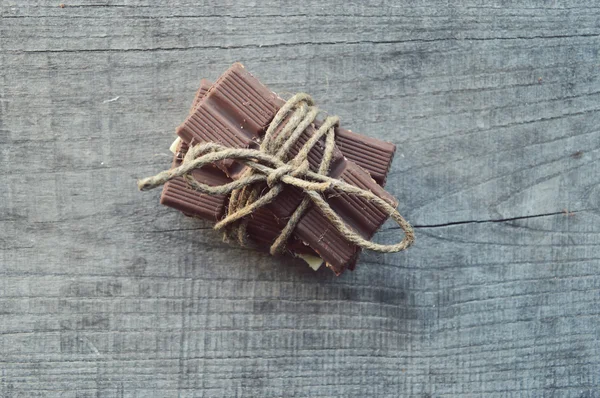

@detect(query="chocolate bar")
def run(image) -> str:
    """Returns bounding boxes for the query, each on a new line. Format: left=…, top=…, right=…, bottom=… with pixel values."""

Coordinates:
left=192, top=81, right=395, bottom=186
left=176, top=63, right=397, bottom=273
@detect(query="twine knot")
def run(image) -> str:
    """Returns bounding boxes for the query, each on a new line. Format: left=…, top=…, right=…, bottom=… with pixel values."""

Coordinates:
left=138, top=93, right=414, bottom=257
left=267, top=161, right=304, bottom=188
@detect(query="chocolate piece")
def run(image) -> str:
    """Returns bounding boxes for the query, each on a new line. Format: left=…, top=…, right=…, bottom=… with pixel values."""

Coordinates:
left=190, top=79, right=211, bottom=114
left=160, top=142, right=229, bottom=222
left=177, top=63, right=397, bottom=274
left=192, top=80, right=396, bottom=186
left=327, top=124, right=395, bottom=187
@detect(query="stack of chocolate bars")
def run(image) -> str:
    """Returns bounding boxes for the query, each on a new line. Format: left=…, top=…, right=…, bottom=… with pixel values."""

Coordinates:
left=160, top=63, right=398, bottom=275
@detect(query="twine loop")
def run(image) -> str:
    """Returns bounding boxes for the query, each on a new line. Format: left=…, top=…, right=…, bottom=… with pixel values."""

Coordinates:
left=138, top=93, right=414, bottom=257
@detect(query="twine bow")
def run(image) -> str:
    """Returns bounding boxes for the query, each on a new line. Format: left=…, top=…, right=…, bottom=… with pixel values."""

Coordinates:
left=138, top=93, right=414, bottom=256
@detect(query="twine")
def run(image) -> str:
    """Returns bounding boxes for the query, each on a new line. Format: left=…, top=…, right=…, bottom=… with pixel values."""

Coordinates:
left=138, top=93, right=414, bottom=257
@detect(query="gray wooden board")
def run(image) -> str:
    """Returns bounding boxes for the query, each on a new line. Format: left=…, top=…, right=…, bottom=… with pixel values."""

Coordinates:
left=1, top=1, right=599, bottom=397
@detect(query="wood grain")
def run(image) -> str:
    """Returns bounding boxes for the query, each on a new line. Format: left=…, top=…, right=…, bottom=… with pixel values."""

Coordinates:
left=1, top=1, right=599, bottom=397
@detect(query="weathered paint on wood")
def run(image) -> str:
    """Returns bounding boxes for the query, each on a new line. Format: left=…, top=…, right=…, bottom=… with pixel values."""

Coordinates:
left=1, top=1, right=599, bottom=396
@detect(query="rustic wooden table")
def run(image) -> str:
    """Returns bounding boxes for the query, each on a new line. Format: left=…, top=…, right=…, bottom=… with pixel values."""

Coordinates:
left=1, top=1, right=599, bottom=397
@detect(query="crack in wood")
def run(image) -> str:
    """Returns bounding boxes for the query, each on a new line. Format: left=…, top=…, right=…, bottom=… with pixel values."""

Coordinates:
left=410, top=209, right=593, bottom=229
left=9, top=32, right=600, bottom=55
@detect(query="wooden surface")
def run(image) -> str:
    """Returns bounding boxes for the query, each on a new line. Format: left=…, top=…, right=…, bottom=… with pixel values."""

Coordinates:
left=1, top=1, right=599, bottom=397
